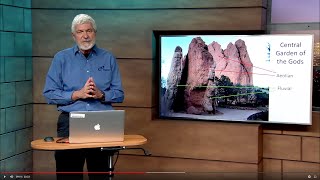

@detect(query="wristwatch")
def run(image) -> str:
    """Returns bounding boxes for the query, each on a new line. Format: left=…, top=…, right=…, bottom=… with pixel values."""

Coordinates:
left=100, top=91, right=105, bottom=101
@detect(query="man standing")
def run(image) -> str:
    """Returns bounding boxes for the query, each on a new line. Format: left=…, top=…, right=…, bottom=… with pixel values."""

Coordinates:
left=43, top=14, right=124, bottom=180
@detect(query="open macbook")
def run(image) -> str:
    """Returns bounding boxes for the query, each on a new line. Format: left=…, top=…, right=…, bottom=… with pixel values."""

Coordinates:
left=68, top=110, right=125, bottom=143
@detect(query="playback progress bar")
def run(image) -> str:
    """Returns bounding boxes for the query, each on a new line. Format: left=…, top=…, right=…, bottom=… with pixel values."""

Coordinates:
left=146, top=172, right=186, bottom=174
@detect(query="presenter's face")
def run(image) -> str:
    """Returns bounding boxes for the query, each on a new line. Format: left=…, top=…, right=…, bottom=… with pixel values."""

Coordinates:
left=72, top=23, right=96, bottom=51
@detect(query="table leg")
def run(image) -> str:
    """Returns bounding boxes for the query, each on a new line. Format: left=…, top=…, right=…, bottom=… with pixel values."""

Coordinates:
left=101, top=148, right=122, bottom=180
left=101, top=147, right=125, bottom=180
left=107, top=152, right=115, bottom=179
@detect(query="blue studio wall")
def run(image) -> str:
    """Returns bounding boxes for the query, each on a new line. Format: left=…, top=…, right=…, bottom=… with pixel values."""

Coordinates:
left=0, top=0, right=33, bottom=172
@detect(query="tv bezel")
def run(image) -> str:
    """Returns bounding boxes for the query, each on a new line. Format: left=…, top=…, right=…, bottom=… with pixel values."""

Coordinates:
left=153, top=30, right=313, bottom=126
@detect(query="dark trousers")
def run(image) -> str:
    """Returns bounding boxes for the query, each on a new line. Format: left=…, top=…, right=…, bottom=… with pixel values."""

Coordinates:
left=55, top=112, right=112, bottom=180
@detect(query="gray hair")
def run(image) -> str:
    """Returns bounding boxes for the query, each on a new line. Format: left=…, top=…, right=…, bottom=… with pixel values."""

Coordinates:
left=71, top=14, right=97, bottom=33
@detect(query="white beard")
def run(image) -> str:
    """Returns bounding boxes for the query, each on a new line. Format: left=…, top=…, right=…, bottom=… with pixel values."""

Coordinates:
left=78, top=40, right=95, bottom=50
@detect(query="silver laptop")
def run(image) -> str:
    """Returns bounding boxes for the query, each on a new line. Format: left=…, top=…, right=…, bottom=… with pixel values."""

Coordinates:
left=69, top=110, right=125, bottom=143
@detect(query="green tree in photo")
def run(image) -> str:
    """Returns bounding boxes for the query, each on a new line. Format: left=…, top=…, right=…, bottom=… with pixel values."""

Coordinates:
left=215, top=75, right=234, bottom=104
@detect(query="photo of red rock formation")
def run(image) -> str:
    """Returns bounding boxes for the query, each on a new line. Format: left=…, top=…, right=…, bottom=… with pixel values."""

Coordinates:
left=161, top=36, right=269, bottom=121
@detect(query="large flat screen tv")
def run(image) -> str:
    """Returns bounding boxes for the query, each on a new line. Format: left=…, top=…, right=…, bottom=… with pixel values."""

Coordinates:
left=156, top=31, right=314, bottom=125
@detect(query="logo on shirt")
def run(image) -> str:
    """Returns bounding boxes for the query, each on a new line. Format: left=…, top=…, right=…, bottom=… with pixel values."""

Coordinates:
left=98, top=66, right=109, bottom=71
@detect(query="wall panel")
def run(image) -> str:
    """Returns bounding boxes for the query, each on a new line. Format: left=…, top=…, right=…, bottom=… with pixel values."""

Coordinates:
left=262, top=159, right=282, bottom=180
left=141, top=119, right=261, bottom=163
left=0, top=1, right=33, bottom=171
left=33, top=8, right=266, bottom=58
left=263, top=134, right=301, bottom=160
left=117, top=60, right=152, bottom=107
left=32, top=151, right=55, bottom=172
left=33, top=58, right=52, bottom=103
left=32, top=0, right=267, bottom=9
left=302, top=137, right=320, bottom=163
left=33, top=104, right=59, bottom=140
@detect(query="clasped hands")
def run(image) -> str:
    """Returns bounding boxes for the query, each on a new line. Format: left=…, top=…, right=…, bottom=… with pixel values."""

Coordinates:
left=72, top=77, right=104, bottom=101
